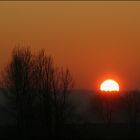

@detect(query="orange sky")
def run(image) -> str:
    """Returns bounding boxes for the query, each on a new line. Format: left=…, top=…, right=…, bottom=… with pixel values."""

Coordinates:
left=0, top=1, right=140, bottom=90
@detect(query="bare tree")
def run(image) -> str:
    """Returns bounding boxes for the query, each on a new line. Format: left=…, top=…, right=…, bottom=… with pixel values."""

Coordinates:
left=1, top=47, right=74, bottom=138
left=1, top=47, right=33, bottom=138
left=52, top=68, right=73, bottom=137
left=31, top=50, right=54, bottom=137
left=31, top=50, right=74, bottom=138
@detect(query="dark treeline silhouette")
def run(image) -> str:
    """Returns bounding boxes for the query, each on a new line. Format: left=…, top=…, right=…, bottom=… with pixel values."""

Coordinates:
left=1, top=47, right=140, bottom=139
left=92, top=92, right=120, bottom=126
left=123, top=90, right=140, bottom=127
left=91, top=90, right=140, bottom=127
left=0, top=47, right=73, bottom=139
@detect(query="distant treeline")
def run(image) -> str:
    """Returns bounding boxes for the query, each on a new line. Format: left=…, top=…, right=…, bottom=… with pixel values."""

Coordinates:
left=91, top=90, right=140, bottom=127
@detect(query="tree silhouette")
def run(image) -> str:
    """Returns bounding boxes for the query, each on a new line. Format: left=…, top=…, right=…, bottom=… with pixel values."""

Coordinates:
left=31, top=50, right=55, bottom=137
left=1, top=46, right=74, bottom=139
left=123, top=90, right=140, bottom=127
left=31, top=50, right=73, bottom=138
left=1, top=47, right=33, bottom=138
left=93, top=91, right=119, bottom=126
left=52, top=68, right=73, bottom=137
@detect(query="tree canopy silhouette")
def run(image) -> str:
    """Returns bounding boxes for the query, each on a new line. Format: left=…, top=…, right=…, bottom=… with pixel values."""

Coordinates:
left=1, top=47, right=74, bottom=139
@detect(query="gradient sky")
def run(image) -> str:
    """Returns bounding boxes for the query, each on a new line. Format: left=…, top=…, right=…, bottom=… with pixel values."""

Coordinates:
left=0, top=1, right=140, bottom=91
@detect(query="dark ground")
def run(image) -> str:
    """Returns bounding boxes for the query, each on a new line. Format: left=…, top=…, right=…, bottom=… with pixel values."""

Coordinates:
left=1, top=123, right=140, bottom=140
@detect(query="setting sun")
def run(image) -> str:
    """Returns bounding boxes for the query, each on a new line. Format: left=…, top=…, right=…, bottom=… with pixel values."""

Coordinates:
left=100, top=79, right=119, bottom=92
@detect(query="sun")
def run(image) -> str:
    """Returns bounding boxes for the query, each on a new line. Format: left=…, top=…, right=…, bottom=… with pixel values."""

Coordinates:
left=100, top=79, right=119, bottom=92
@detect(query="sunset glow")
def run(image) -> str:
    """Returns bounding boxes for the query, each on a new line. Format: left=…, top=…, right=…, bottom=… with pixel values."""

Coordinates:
left=0, top=2, right=140, bottom=90
left=100, top=79, right=119, bottom=92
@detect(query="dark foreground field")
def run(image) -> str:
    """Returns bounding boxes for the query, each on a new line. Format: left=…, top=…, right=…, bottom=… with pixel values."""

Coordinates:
left=1, top=123, right=140, bottom=139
